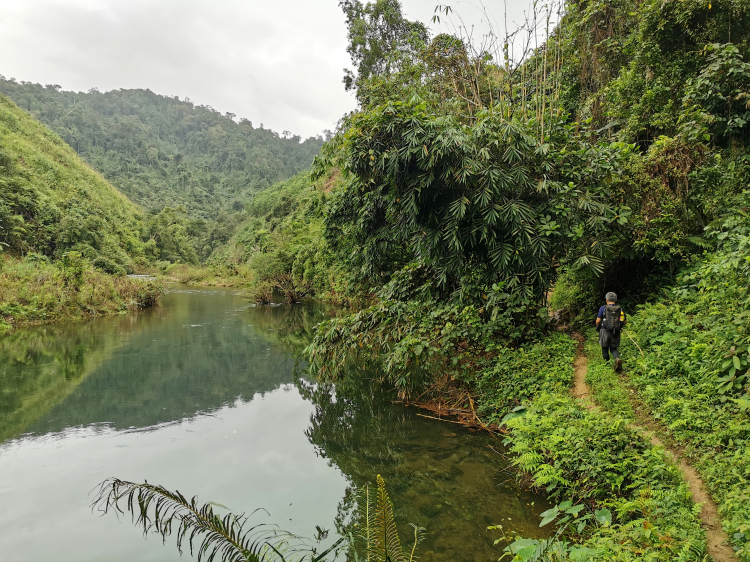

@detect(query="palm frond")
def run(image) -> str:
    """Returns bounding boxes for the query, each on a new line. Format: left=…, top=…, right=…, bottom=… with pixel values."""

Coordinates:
left=91, top=478, right=344, bottom=562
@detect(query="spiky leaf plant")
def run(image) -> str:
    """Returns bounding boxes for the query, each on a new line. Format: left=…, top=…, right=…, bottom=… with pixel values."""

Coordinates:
left=91, top=478, right=344, bottom=562
left=354, top=475, right=425, bottom=562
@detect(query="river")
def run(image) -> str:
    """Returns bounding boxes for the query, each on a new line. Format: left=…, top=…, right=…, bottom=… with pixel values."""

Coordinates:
left=0, top=287, right=549, bottom=561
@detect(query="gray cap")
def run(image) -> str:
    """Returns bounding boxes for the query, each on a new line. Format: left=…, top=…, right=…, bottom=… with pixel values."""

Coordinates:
left=605, top=292, right=617, bottom=302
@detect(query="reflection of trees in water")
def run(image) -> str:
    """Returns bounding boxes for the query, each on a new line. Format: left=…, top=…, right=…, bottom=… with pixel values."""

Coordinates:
left=246, top=301, right=337, bottom=356
left=296, top=376, right=411, bottom=554
left=2, top=293, right=338, bottom=441
left=0, top=312, right=149, bottom=442
left=21, top=296, right=307, bottom=434
left=0, top=294, right=334, bottom=443
left=297, top=375, right=551, bottom=562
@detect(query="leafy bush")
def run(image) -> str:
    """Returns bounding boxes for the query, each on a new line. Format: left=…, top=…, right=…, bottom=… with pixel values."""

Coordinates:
left=307, top=263, right=550, bottom=395
left=507, top=402, right=705, bottom=559
left=318, top=102, right=626, bottom=296
left=607, top=197, right=750, bottom=557
left=476, top=334, right=576, bottom=423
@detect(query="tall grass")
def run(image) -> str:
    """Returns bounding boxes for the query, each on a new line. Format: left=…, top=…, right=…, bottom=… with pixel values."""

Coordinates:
left=0, top=255, right=161, bottom=331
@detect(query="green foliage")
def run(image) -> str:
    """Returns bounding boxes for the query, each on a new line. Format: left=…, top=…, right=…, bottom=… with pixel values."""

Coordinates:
left=146, top=206, right=199, bottom=264
left=0, top=255, right=160, bottom=330
left=0, top=80, right=324, bottom=220
left=682, top=43, right=750, bottom=144
left=92, top=478, right=344, bottom=562
left=155, top=262, right=252, bottom=286
left=92, top=476, right=420, bottom=562
left=564, top=0, right=750, bottom=146
left=339, top=0, right=429, bottom=97
left=307, top=102, right=629, bottom=392
left=504, top=391, right=705, bottom=560
left=306, top=264, right=552, bottom=395
left=221, top=172, right=350, bottom=303
left=583, top=336, right=635, bottom=419
left=604, top=196, right=750, bottom=557
left=0, top=93, right=149, bottom=272
left=321, top=102, right=626, bottom=296
left=464, top=332, right=706, bottom=559
left=476, top=334, right=576, bottom=424
left=537, top=0, right=750, bottom=282
left=352, top=475, right=424, bottom=562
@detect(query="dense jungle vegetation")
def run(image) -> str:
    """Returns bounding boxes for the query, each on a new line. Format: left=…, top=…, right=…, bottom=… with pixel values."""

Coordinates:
left=0, top=80, right=327, bottom=263
left=112, top=0, right=750, bottom=557
left=0, top=79, right=325, bottom=219
left=236, top=0, right=750, bottom=559
left=5, top=0, right=750, bottom=557
left=0, top=93, right=161, bottom=328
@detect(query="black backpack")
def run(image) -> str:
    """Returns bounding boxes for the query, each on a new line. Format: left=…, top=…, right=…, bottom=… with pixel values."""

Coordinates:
left=603, top=304, right=622, bottom=335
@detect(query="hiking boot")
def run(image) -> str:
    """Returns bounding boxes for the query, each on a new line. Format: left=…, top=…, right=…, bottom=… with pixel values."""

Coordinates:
left=614, top=359, right=623, bottom=372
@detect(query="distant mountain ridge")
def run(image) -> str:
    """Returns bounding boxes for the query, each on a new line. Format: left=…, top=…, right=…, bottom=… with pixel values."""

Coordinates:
left=0, top=79, right=325, bottom=219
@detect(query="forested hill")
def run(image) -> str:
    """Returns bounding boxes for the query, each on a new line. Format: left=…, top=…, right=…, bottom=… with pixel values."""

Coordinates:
left=0, top=93, right=149, bottom=273
left=0, top=79, right=325, bottom=218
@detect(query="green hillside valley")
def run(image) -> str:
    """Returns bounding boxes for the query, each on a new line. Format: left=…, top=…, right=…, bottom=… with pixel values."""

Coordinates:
left=0, top=80, right=325, bottom=217
left=3, top=0, right=750, bottom=561
left=0, top=81, right=326, bottom=262
left=0, top=93, right=162, bottom=329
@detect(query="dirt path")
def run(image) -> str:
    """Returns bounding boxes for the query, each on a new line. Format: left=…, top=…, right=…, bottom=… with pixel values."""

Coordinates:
left=570, top=334, right=736, bottom=562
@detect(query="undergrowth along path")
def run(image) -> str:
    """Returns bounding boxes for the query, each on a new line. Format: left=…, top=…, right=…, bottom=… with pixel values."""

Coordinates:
left=570, top=333, right=737, bottom=562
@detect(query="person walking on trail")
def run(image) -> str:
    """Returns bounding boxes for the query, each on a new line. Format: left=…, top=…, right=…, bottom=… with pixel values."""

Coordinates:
left=596, top=292, right=627, bottom=372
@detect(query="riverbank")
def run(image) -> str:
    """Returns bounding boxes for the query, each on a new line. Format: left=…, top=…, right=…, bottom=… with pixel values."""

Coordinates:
left=584, top=315, right=750, bottom=557
left=460, top=333, right=707, bottom=560
left=143, top=263, right=250, bottom=287
left=581, top=335, right=736, bottom=561
left=390, top=331, right=710, bottom=559
left=0, top=255, right=161, bottom=332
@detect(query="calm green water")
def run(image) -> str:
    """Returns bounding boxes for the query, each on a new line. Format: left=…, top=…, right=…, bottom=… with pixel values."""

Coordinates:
left=0, top=287, right=549, bottom=561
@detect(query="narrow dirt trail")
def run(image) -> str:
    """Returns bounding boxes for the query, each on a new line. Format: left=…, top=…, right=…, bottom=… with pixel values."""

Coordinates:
left=570, top=334, right=737, bottom=562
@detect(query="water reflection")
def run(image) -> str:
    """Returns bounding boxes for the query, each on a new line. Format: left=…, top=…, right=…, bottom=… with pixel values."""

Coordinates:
left=0, top=288, right=548, bottom=562
left=299, top=377, right=550, bottom=561
left=12, top=290, right=335, bottom=436
left=0, top=315, right=138, bottom=442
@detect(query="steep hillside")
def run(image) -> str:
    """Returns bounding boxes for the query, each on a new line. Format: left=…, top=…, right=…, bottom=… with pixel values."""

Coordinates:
left=0, top=80, right=325, bottom=218
left=216, top=170, right=350, bottom=303
left=0, top=93, right=148, bottom=273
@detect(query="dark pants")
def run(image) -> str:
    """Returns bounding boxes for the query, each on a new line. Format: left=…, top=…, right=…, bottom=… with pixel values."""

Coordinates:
left=602, top=346, right=620, bottom=361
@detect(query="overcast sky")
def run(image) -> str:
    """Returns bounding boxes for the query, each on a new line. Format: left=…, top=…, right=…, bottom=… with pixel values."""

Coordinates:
left=0, top=1, right=534, bottom=139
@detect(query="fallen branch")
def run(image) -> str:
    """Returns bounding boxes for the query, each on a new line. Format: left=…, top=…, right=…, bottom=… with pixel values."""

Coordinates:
left=625, top=330, right=644, bottom=355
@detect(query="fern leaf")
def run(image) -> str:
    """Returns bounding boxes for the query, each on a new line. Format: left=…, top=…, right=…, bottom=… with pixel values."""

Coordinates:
left=91, top=478, right=334, bottom=562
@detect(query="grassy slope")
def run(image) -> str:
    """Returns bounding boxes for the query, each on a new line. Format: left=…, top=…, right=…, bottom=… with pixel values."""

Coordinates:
left=0, top=95, right=162, bottom=328
left=0, top=93, right=147, bottom=271
left=0, top=256, right=160, bottom=330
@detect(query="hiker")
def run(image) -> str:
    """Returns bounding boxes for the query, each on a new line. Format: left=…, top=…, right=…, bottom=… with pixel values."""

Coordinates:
left=596, top=291, right=626, bottom=372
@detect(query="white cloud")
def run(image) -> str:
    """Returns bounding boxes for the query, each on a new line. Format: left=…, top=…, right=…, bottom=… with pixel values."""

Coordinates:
left=0, top=0, right=536, bottom=138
